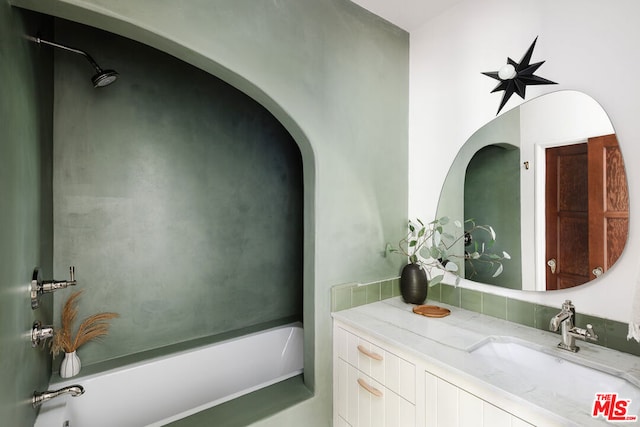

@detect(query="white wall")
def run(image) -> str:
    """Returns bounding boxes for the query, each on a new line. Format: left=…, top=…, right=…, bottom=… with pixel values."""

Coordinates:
left=409, top=0, right=640, bottom=322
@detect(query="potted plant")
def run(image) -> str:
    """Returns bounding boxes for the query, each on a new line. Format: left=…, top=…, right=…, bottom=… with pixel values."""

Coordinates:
left=390, top=217, right=510, bottom=304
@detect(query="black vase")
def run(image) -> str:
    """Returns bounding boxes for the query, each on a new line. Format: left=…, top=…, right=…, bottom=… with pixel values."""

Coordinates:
left=400, top=263, right=428, bottom=304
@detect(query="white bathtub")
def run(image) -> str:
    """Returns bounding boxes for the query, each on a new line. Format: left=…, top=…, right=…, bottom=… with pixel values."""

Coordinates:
left=34, top=323, right=303, bottom=427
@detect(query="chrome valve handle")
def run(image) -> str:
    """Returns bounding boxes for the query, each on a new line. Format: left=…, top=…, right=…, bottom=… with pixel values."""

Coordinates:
left=31, top=267, right=77, bottom=309
left=31, top=320, right=54, bottom=348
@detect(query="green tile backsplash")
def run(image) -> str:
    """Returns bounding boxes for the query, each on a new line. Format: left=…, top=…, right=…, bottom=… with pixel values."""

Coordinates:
left=331, top=278, right=400, bottom=312
left=331, top=281, right=640, bottom=357
left=482, top=293, right=507, bottom=320
left=506, top=298, right=536, bottom=328
left=460, top=288, right=482, bottom=313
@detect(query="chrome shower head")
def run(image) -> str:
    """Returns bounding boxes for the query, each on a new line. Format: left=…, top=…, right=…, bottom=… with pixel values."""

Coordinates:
left=92, top=69, right=119, bottom=88
left=26, top=35, right=119, bottom=88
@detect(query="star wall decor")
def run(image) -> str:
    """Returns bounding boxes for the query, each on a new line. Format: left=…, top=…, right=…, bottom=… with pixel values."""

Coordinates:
left=482, top=37, right=557, bottom=115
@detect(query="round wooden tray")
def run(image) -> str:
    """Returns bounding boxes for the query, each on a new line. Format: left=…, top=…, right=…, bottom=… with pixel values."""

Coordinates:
left=412, top=305, right=451, bottom=318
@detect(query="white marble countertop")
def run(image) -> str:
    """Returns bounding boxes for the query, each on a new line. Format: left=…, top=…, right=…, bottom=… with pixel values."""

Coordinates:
left=332, top=297, right=640, bottom=427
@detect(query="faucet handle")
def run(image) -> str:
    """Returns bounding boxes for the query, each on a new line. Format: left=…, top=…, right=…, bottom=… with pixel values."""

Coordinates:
left=31, top=266, right=78, bottom=310
left=586, top=323, right=598, bottom=341
left=31, top=320, right=54, bottom=348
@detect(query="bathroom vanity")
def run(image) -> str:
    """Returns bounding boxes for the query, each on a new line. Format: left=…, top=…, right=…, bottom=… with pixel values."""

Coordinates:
left=332, top=298, right=640, bottom=426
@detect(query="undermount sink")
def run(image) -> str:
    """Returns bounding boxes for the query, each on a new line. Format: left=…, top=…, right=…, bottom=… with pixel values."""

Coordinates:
left=471, top=339, right=640, bottom=412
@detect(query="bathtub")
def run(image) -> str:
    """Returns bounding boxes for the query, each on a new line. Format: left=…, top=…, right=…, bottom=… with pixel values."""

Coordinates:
left=34, top=323, right=303, bottom=427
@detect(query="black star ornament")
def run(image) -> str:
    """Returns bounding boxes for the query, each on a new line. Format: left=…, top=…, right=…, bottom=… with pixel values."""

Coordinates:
left=482, top=37, right=557, bottom=115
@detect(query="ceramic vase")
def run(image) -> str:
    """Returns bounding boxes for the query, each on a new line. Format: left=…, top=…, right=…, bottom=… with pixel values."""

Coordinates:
left=400, top=263, right=428, bottom=304
left=60, top=351, right=81, bottom=378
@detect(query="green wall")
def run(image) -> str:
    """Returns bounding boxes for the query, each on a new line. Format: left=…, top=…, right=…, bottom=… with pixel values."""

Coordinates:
left=52, top=19, right=304, bottom=366
left=437, top=107, right=521, bottom=283
left=0, top=5, right=53, bottom=426
left=464, top=145, right=522, bottom=288
left=9, top=0, right=409, bottom=425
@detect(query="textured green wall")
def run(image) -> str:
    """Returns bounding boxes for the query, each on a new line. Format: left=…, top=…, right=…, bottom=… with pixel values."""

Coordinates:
left=10, top=1, right=409, bottom=425
left=52, top=19, right=304, bottom=366
left=0, top=6, right=53, bottom=426
left=464, top=145, right=522, bottom=288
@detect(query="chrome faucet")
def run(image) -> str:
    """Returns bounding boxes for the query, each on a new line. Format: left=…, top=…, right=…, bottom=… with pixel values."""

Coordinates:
left=549, top=300, right=598, bottom=352
left=32, top=385, right=85, bottom=407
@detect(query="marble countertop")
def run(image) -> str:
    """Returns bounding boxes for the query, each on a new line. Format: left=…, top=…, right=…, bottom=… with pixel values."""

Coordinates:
left=332, top=297, right=640, bottom=427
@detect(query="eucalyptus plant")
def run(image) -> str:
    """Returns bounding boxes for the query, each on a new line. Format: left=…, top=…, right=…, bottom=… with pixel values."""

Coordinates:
left=391, top=217, right=510, bottom=286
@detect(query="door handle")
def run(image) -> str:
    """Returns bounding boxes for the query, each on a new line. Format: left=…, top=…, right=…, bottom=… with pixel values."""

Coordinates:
left=592, top=266, right=604, bottom=278
left=547, top=258, right=557, bottom=274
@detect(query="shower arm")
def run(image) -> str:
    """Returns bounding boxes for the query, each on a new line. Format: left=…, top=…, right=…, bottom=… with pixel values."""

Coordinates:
left=25, top=35, right=104, bottom=73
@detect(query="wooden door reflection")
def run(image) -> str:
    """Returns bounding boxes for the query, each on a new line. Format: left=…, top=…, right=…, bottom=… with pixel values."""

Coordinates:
left=545, top=134, right=628, bottom=290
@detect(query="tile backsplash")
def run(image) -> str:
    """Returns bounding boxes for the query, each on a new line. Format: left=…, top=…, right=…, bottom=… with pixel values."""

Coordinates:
left=331, top=278, right=401, bottom=312
left=331, top=280, right=640, bottom=357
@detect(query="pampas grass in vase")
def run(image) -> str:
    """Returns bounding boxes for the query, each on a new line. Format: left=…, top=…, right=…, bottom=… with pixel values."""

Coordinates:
left=51, top=290, right=118, bottom=378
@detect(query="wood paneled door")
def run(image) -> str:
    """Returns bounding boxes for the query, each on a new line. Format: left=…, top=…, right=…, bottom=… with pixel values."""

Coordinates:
left=545, top=134, right=628, bottom=290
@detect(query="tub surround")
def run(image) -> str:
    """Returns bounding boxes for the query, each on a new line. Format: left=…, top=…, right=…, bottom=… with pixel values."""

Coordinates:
left=167, top=375, right=312, bottom=427
left=6, top=0, right=410, bottom=424
left=50, top=316, right=300, bottom=382
left=333, top=297, right=640, bottom=426
left=0, top=5, right=54, bottom=427
left=48, top=17, right=304, bottom=368
left=35, top=323, right=305, bottom=427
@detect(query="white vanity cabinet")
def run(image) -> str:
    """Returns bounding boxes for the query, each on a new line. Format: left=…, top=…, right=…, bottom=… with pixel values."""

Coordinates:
left=333, top=321, right=535, bottom=427
left=424, top=372, right=533, bottom=427
left=333, top=324, right=418, bottom=426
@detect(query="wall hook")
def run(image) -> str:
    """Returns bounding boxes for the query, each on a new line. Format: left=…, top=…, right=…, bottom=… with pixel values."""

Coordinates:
left=384, top=243, right=393, bottom=258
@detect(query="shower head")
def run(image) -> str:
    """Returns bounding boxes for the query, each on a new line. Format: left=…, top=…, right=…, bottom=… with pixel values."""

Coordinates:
left=92, top=69, right=119, bottom=88
left=26, top=35, right=119, bottom=88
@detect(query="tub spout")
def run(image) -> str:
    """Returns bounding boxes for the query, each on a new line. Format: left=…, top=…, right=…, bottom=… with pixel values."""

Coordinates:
left=32, top=385, right=85, bottom=407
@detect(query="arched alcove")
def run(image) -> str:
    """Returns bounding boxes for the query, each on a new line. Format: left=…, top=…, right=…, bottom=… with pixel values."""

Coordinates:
left=464, top=144, right=522, bottom=288
left=52, top=17, right=310, bottom=369
left=11, top=2, right=411, bottom=425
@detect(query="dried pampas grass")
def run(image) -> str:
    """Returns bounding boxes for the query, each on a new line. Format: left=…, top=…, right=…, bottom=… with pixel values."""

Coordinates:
left=51, top=290, right=118, bottom=356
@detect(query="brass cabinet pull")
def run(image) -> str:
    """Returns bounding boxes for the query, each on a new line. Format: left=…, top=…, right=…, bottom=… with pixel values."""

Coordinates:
left=592, top=266, right=603, bottom=278
left=547, top=258, right=557, bottom=274
left=357, top=378, right=383, bottom=397
left=357, top=345, right=383, bottom=361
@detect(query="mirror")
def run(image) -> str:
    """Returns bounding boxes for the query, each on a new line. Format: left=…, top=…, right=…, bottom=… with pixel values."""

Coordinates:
left=436, top=91, right=629, bottom=291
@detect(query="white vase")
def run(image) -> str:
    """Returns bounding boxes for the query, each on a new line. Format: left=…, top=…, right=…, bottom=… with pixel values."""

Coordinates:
left=60, top=351, right=81, bottom=378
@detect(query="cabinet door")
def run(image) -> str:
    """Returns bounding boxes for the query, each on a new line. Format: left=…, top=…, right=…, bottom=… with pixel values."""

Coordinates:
left=425, top=372, right=533, bottom=427
left=335, top=415, right=352, bottom=427
left=336, top=359, right=415, bottom=426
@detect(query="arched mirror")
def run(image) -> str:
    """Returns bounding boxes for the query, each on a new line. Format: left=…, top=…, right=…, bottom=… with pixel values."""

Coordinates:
left=436, top=91, right=629, bottom=291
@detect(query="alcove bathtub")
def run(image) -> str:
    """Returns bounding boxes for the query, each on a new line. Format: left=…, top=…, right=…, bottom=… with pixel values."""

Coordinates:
left=34, top=322, right=304, bottom=427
